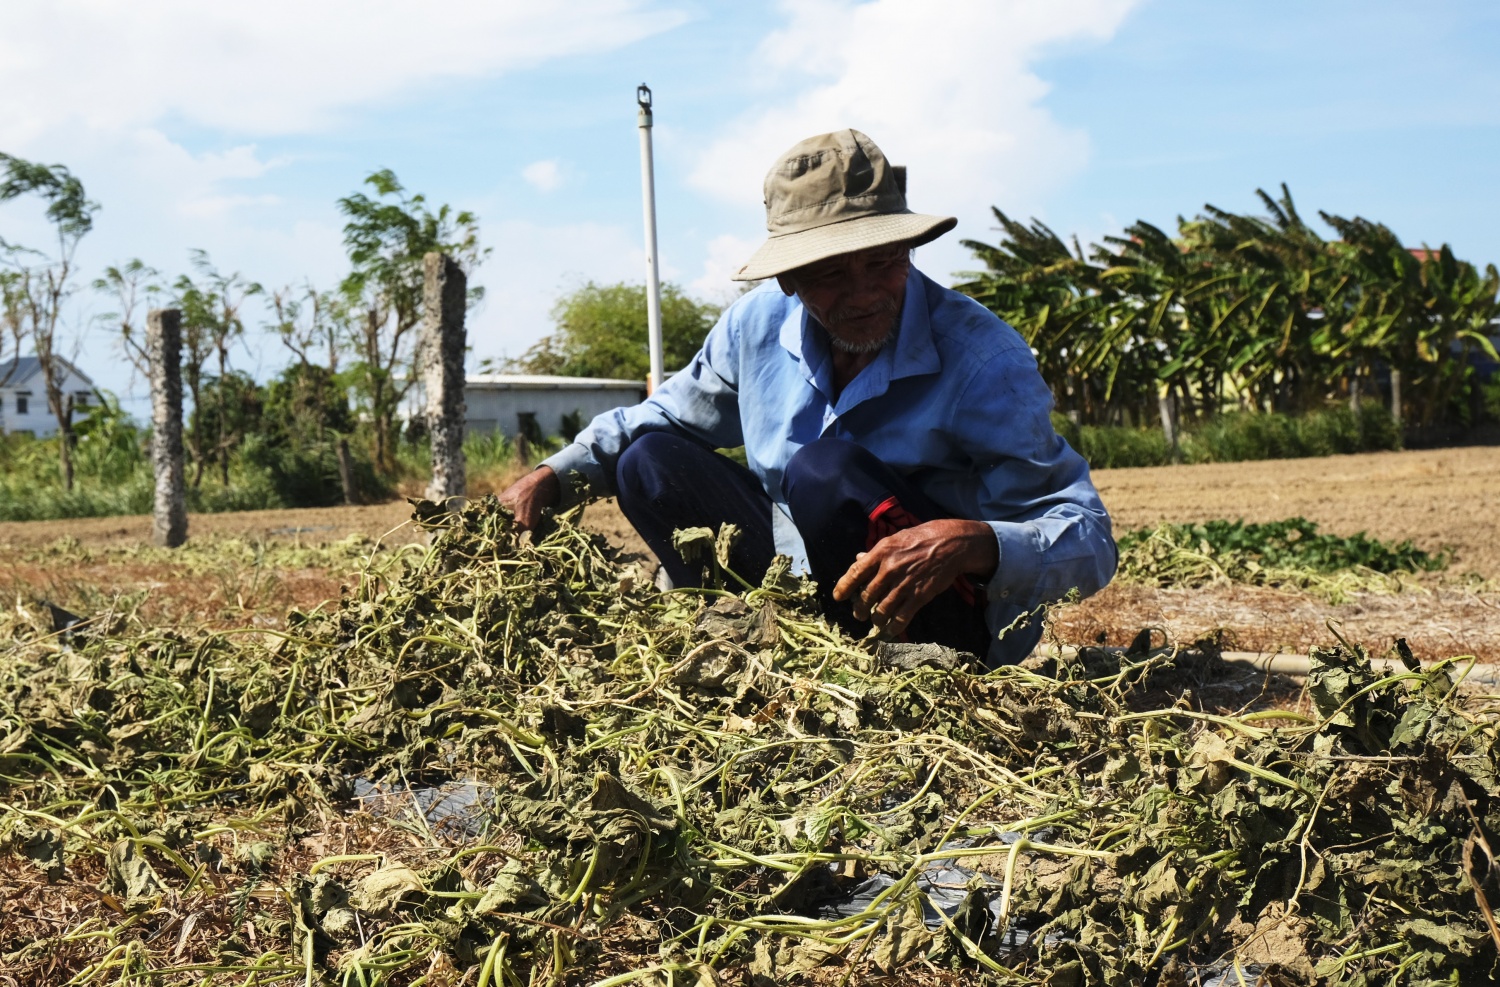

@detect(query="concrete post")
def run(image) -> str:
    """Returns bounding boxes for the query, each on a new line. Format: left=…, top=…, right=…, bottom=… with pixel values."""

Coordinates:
left=422, top=252, right=467, bottom=506
left=147, top=308, right=187, bottom=547
left=1390, top=368, right=1403, bottom=432
left=336, top=437, right=358, bottom=505
left=1157, top=389, right=1180, bottom=464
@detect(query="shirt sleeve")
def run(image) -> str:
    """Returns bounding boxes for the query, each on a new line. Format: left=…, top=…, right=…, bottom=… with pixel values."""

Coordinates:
left=949, top=347, right=1118, bottom=660
left=540, top=311, right=748, bottom=508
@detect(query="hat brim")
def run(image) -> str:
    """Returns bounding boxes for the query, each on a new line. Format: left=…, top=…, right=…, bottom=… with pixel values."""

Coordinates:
left=731, top=212, right=957, bottom=282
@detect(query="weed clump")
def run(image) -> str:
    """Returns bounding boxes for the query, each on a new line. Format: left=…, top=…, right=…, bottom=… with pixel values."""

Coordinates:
left=0, top=499, right=1495, bottom=985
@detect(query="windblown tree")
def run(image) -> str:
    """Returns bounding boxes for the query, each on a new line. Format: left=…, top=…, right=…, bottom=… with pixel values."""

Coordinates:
left=169, top=253, right=261, bottom=487
left=95, top=258, right=163, bottom=383
left=337, top=170, right=485, bottom=473
left=191, top=251, right=261, bottom=486
left=1178, top=186, right=1349, bottom=415
left=959, top=184, right=1500, bottom=432
left=170, top=274, right=218, bottom=488
left=505, top=281, right=721, bottom=381
left=1094, top=220, right=1224, bottom=423
left=0, top=154, right=99, bottom=490
left=269, top=281, right=340, bottom=374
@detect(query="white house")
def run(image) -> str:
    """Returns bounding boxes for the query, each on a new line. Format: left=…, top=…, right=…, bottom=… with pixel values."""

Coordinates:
left=462, top=374, right=646, bottom=440
left=0, top=356, right=96, bottom=437
left=403, top=373, right=648, bottom=441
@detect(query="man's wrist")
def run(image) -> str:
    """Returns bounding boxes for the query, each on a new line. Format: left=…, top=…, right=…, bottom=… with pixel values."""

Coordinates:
left=957, top=520, right=999, bottom=579
left=532, top=465, right=561, bottom=500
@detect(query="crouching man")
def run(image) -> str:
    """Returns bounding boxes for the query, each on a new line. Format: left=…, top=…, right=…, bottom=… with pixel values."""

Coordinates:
left=499, top=129, right=1116, bottom=665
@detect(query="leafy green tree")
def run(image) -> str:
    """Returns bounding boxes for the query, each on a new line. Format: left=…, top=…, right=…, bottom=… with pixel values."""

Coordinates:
left=1182, top=185, right=1347, bottom=415
left=266, top=282, right=344, bottom=442
left=506, top=281, right=721, bottom=381
left=337, top=169, right=486, bottom=473
left=248, top=362, right=369, bottom=508
left=0, top=154, right=98, bottom=490
left=262, top=362, right=353, bottom=444
left=188, top=370, right=264, bottom=479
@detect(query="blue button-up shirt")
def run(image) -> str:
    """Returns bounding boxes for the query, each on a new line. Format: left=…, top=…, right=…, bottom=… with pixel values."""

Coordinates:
left=543, top=266, right=1116, bottom=662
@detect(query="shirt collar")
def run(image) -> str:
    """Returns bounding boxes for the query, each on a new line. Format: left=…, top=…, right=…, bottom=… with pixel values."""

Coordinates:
left=889, top=267, right=941, bottom=380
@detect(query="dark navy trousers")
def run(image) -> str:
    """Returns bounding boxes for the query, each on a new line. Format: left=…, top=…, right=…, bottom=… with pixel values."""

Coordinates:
left=615, top=433, right=994, bottom=657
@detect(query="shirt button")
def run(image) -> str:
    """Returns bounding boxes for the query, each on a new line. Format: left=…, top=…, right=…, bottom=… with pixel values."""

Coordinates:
left=1000, top=590, right=1010, bottom=599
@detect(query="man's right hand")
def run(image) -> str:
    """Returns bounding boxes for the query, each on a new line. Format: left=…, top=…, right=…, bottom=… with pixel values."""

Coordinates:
left=498, top=466, right=562, bottom=530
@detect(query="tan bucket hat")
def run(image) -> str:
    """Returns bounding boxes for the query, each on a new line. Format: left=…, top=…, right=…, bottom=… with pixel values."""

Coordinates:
left=732, top=129, right=956, bottom=282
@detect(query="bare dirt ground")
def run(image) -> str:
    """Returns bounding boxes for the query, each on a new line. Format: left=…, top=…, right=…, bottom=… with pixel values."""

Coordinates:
left=5, top=445, right=1497, bottom=658
left=0, top=502, right=431, bottom=552
left=1092, top=445, right=1500, bottom=578
left=1063, top=445, right=1500, bottom=661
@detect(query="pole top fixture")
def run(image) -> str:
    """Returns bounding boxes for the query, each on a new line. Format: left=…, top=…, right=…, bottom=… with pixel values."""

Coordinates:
left=636, top=83, right=653, bottom=128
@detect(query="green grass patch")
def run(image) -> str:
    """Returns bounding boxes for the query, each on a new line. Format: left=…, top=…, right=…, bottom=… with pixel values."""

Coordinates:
left=1117, top=516, right=1446, bottom=602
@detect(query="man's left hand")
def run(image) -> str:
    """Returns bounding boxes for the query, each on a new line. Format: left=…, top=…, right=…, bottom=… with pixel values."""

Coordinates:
left=832, top=519, right=999, bottom=638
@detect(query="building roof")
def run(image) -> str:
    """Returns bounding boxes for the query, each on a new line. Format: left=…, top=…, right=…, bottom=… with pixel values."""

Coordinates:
left=0, top=355, right=94, bottom=388
left=465, top=374, right=645, bottom=390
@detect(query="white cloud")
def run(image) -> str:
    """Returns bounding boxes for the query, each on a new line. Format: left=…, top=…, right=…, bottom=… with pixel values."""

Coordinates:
left=468, top=220, right=648, bottom=362
left=689, top=0, right=1140, bottom=280
left=0, top=1, right=688, bottom=142
left=178, top=193, right=282, bottom=220
left=690, top=233, right=763, bottom=303
left=107, top=129, right=289, bottom=219
left=522, top=160, right=564, bottom=193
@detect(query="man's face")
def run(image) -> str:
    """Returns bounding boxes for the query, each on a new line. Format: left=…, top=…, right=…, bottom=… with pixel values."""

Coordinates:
left=778, top=243, right=910, bottom=354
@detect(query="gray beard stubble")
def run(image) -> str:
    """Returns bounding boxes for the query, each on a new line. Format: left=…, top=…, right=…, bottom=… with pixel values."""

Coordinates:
left=825, top=302, right=900, bottom=354
left=828, top=329, right=896, bottom=354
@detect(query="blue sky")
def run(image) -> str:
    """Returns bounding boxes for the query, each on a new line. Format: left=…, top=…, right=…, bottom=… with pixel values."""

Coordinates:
left=1, top=0, right=1497, bottom=418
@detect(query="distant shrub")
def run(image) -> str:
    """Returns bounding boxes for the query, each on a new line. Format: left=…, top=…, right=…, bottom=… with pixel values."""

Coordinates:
left=1055, top=404, right=1401, bottom=470
left=1184, top=405, right=1399, bottom=462
left=1053, top=417, right=1173, bottom=469
left=0, top=474, right=154, bottom=522
left=240, top=435, right=387, bottom=509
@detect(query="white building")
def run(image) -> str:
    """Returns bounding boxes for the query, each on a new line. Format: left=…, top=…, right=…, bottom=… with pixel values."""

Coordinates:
left=462, top=374, right=646, bottom=440
left=0, top=356, right=96, bottom=436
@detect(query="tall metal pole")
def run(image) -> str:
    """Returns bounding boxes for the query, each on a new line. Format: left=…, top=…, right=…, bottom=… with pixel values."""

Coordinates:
left=637, top=83, right=664, bottom=393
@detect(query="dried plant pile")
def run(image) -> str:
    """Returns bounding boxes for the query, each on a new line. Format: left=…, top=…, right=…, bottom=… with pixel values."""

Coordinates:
left=1118, top=517, right=1448, bottom=603
left=1, top=500, right=1497, bottom=986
